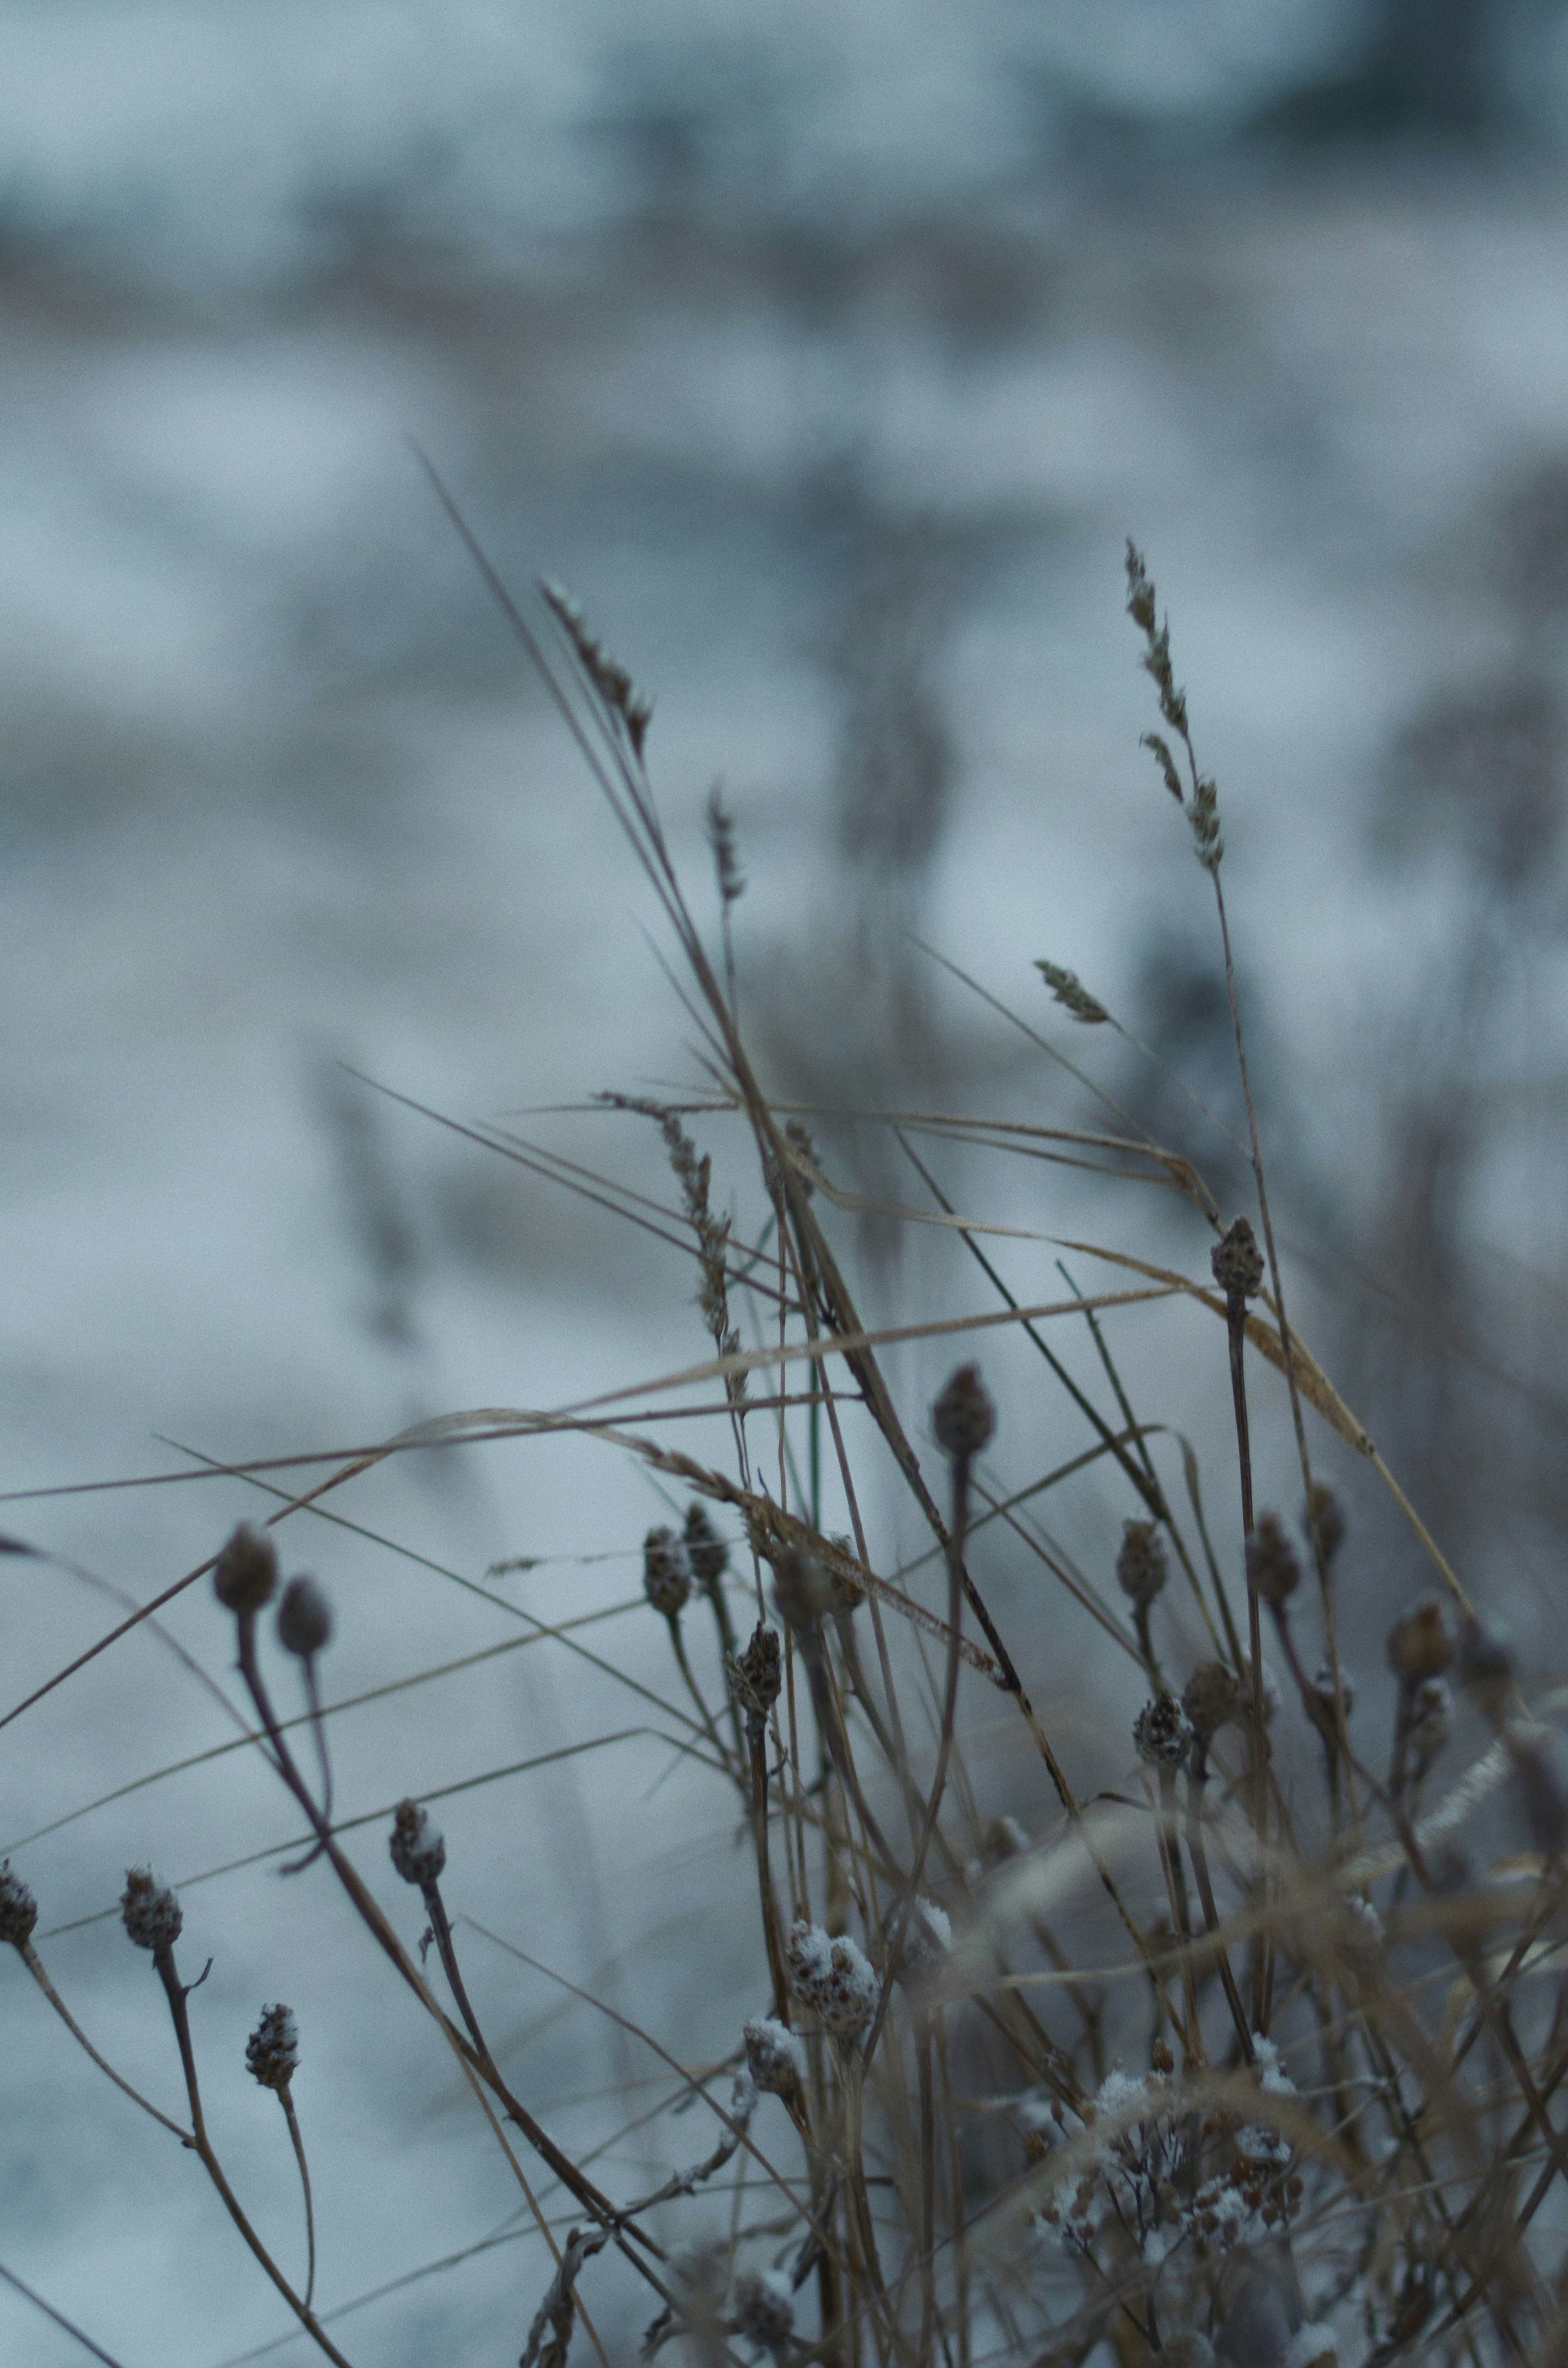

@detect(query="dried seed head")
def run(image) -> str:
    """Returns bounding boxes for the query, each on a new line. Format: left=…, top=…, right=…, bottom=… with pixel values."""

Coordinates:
left=683, top=1502, right=729, bottom=1592
left=1134, top=1695, right=1194, bottom=1771
left=121, top=1867, right=182, bottom=1953
left=1388, top=1597, right=1454, bottom=1685
left=277, top=1575, right=332, bottom=1659
left=642, top=1527, right=692, bottom=1618
left=1457, top=1616, right=1514, bottom=1726
left=770, top=1548, right=834, bottom=1633
left=1183, top=1659, right=1243, bottom=1739
left=734, top=2268, right=794, bottom=2355
left=1036, top=960, right=1109, bottom=1025
left=743, top=2015, right=806, bottom=2099
left=1408, top=1677, right=1452, bottom=1777
left=1115, top=1519, right=1167, bottom=1610
left=1302, top=1481, right=1346, bottom=1568
left=786, top=1921, right=878, bottom=2042
left=1212, top=1217, right=1265, bottom=1305
left=245, top=2002, right=299, bottom=2093
left=0, top=1861, right=38, bottom=1948
left=895, top=1897, right=952, bottom=1988
left=731, top=1622, right=782, bottom=1727
left=1246, top=1513, right=1301, bottom=1610
left=389, top=1799, right=445, bottom=1888
left=213, top=1523, right=278, bottom=1616
left=931, top=1363, right=996, bottom=1462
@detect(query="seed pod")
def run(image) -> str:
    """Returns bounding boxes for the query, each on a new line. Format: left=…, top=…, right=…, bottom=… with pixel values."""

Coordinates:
left=277, top=1575, right=332, bottom=1658
left=786, top=1921, right=878, bottom=2042
left=213, top=1523, right=279, bottom=1616
left=642, top=1527, right=692, bottom=1617
left=1246, top=1513, right=1300, bottom=1610
left=931, top=1363, right=996, bottom=1461
left=683, top=1502, right=729, bottom=1591
left=1388, top=1597, right=1454, bottom=1685
left=1115, top=1519, right=1167, bottom=1610
left=1184, top=1660, right=1243, bottom=1739
left=121, top=1867, right=182, bottom=1953
left=1212, top=1216, right=1264, bottom=1303
left=1134, top=1695, right=1194, bottom=1770
left=730, top=1623, right=782, bottom=1726
left=0, top=1862, right=37, bottom=1948
left=389, top=1799, right=445, bottom=1888
left=1302, top=1481, right=1346, bottom=1568
left=245, top=2002, right=299, bottom=2093
left=743, top=2015, right=806, bottom=2099
left=770, top=1548, right=834, bottom=1633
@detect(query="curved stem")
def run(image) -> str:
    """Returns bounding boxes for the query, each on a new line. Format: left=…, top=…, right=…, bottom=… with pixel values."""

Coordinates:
left=15, top=1939, right=190, bottom=2142
left=280, top=2087, right=317, bottom=2310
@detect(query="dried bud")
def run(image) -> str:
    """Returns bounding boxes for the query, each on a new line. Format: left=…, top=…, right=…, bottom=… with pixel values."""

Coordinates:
left=771, top=1548, right=834, bottom=1633
left=643, top=1527, right=692, bottom=1617
left=1457, top=1616, right=1513, bottom=1726
left=731, top=1623, right=782, bottom=1727
left=683, top=1503, right=729, bottom=1591
left=1408, top=1677, right=1452, bottom=1777
left=213, top=1523, right=278, bottom=1616
left=743, top=2014, right=806, bottom=2099
left=389, top=1799, right=445, bottom=1888
left=1302, top=1482, right=1346, bottom=1569
left=1183, top=1660, right=1243, bottom=1739
left=1115, top=1519, right=1167, bottom=1610
left=0, top=1861, right=38, bottom=1948
left=1211, top=1217, right=1264, bottom=1305
left=121, top=1867, right=182, bottom=1953
left=1134, top=1695, right=1194, bottom=1770
left=786, top=1921, right=878, bottom=2042
left=277, top=1575, right=332, bottom=1658
left=931, top=1363, right=996, bottom=1462
left=1246, top=1513, right=1300, bottom=1610
left=1388, top=1597, right=1453, bottom=1685
left=734, top=2268, right=794, bottom=2355
left=245, top=2002, right=299, bottom=2093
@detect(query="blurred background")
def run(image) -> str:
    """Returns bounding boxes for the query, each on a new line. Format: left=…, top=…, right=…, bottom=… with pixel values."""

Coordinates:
left=7, top=1, right=1568, bottom=2360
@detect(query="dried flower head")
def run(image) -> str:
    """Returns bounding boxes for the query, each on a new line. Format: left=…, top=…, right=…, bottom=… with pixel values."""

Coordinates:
left=1134, top=1695, right=1194, bottom=1771
left=731, top=1622, right=782, bottom=1727
left=743, top=2015, right=806, bottom=2099
left=0, top=1861, right=38, bottom=1948
left=1388, top=1598, right=1454, bottom=1685
left=683, top=1502, right=729, bottom=1592
left=276, top=1575, right=332, bottom=1658
left=1184, top=1659, right=1243, bottom=1739
left=1247, top=1513, right=1300, bottom=1610
left=770, top=1549, right=834, bottom=1633
left=1036, top=960, right=1109, bottom=1024
left=1115, top=1519, right=1167, bottom=1610
left=1457, top=1616, right=1514, bottom=1726
left=1212, top=1217, right=1265, bottom=1305
left=245, top=2002, right=299, bottom=2093
left=1302, top=1481, right=1346, bottom=1568
left=642, top=1527, right=692, bottom=1618
left=733, top=2268, right=794, bottom=2356
left=121, top=1867, right=182, bottom=1953
left=213, top=1522, right=278, bottom=1616
left=931, top=1363, right=995, bottom=1462
left=389, top=1799, right=446, bottom=1888
left=540, top=581, right=653, bottom=755
left=786, top=1921, right=879, bottom=2042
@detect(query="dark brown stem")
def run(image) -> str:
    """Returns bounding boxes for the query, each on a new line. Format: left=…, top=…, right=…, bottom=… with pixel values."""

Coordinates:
left=1184, top=1744, right=1254, bottom=2062
left=15, top=1939, right=190, bottom=2142
left=280, top=2087, right=317, bottom=2309
left=747, top=1714, right=792, bottom=2025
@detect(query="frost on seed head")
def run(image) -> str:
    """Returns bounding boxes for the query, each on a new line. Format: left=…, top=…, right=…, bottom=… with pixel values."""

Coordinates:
left=643, top=1526, right=692, bottom=1617
left=246, top=2002, right=299, bottom=2093
left=744, top=2015, right=806, bottom=2098
left=389, top=1799, right=446, bottom=1888
left=786, top=1920, right=879, bottom=2042
left=734, top=2267, right=794, bottom=2356
left=121, top=1867, right=182, bottom=1953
